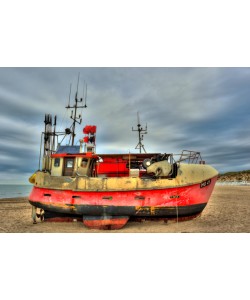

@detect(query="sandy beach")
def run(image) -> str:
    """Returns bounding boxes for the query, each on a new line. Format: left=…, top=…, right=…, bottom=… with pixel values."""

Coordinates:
left=0, top=185, right=249, bottom=233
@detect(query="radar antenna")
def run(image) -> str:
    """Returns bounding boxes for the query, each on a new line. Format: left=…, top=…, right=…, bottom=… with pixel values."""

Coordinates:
left=65, top=73, right=88, bottom=145
left=132, top=112, right=147, bottom=153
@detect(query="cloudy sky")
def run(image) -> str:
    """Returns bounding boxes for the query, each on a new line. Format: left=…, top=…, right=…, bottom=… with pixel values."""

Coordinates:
left=0, top=67, right=250, bottom=184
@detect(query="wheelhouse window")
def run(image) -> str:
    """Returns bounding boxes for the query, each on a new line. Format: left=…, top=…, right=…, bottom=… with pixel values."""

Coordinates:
left=81, top=158, right=88, bottom=167
left=66, top=160, right=73, bottom=168
left=54, top=158, right=61, bottom=167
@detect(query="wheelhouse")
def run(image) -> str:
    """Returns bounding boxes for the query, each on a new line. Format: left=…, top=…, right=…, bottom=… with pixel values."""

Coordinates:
left=48, top=152, right=163, bottom=178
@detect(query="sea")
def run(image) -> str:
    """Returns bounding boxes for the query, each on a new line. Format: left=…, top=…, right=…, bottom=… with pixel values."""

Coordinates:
left=0, top=184, right=33, bottom=199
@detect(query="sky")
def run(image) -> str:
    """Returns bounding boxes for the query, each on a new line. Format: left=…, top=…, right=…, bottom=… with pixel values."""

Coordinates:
left=1, top=67, right=250, bottom=184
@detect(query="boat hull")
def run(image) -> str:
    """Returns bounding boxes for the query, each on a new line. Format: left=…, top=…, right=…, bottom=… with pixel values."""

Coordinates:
left=29, top=176, right=217, bottom=221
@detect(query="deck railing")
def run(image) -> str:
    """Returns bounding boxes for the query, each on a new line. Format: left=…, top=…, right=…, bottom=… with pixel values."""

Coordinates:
left=177, top=150, right=203, bottom=164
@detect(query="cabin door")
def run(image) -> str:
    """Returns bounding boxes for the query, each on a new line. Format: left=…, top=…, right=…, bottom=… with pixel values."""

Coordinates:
left=63, top=158, right=75, bottom=176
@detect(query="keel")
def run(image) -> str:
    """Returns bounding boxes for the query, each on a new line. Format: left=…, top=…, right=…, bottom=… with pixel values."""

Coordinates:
left=82, top=216, right=129, bottom=230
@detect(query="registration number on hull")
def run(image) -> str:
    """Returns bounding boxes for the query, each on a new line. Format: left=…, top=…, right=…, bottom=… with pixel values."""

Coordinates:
left=200, top=179, right=211, bottom=188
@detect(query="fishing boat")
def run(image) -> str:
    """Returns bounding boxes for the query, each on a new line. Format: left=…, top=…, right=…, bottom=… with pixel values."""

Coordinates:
left=28, top=81, right=218, bottom=229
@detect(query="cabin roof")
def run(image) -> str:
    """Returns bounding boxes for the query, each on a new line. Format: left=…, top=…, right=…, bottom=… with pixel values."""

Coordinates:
left=56, top=145, right=81, bottom=154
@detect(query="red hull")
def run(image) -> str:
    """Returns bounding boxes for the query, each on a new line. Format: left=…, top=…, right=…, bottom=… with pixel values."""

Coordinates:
left=29, top=176, right=217, bottom=224
left=29, top=176, right=217, bottom=207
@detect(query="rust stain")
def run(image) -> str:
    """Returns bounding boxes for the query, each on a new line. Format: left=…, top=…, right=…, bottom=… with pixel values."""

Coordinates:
left=135, top=206, right=150, bottom=214
left=150, top=206, right=156, bottom=215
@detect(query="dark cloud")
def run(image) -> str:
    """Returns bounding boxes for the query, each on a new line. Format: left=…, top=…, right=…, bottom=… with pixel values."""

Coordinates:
left=1, top=67, right=250, bottom=183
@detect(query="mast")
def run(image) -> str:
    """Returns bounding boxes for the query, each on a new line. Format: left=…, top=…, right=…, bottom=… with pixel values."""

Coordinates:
left=65, top=73, right=87, bottom=145
left=132, top=112, right=148, bottom=153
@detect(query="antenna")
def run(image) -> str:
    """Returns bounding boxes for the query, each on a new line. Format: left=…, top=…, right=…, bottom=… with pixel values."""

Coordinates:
left=132, top=112, right=148, bottom=153
left=75, top=72, right=80, bottom=101
left=65, top=74, right=88, bottom=145
left=82, top=81, right=87, bottom=108
left=84, top=83, right=88, bottom=107
left=66, top=83, right=72, bottom=108
left=137, top=111, right=140, bottom=125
